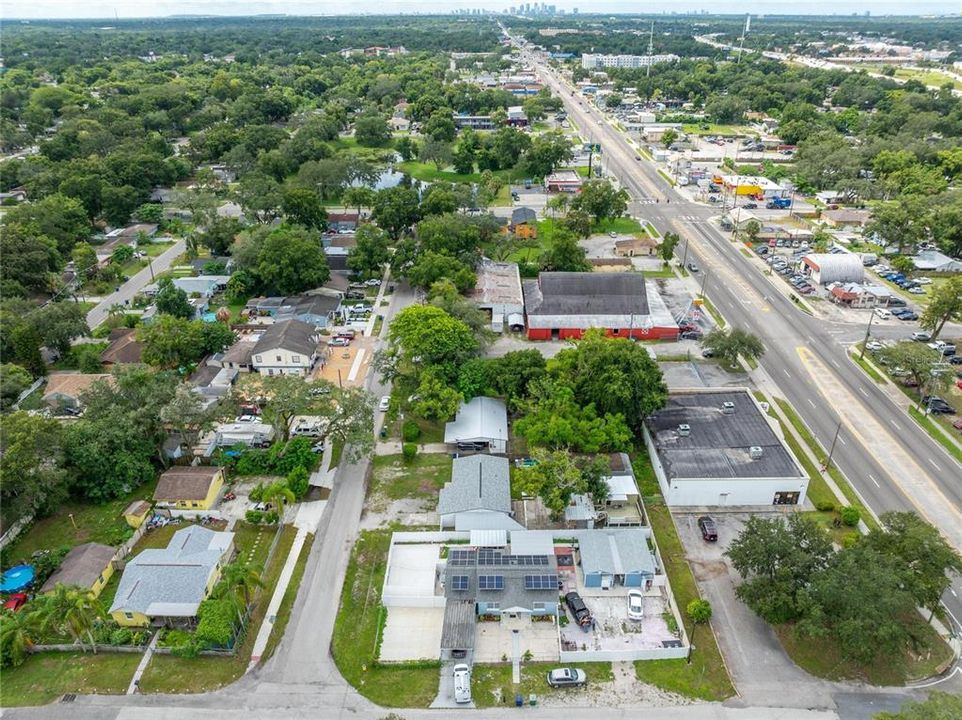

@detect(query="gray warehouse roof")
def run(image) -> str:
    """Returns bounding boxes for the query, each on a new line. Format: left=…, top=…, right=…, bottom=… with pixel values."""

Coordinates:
left=438, top=455, right=511, bottom=517
left=578, top=529, right=656, bottom=577
left=523, top=272, right=650, bottom=316
left=471, top=258, right=524, bottom=307
left=647, top=391, right=804, bottom=481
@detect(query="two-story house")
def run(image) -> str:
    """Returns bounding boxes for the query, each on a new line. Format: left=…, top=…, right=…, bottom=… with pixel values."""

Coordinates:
left=250, top=319, right=320, bottom=377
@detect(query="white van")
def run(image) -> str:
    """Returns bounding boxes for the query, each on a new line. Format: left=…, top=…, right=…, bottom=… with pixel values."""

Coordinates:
left=874, top=308, right=891, bottom=320
left=453, top=664, right=472, bottom=704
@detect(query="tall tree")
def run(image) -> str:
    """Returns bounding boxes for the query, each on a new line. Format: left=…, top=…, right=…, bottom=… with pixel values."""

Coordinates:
left=571, top=179, right=629, bottom=224
left=0, top=411, right=68, bottom=522
left=154, top=277, right=194, bottom=320
left=919, top=277, right=962, bottom=340
left=281, top=188, right=328, bottom=230
left=347, top=224, right=391, bottom=279
left=372, top=186, right=421, bottom=240
left=658, top=232, right=681, bottom=268
left=701, top=327, right=765, bottom=369
left=540, top=228, right=591, bottom=272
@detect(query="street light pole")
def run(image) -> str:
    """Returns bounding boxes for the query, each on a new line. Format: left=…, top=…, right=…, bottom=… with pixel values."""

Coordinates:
left=682, top=240, right=690, bottom=270
left=700, top=270, right=710, bottom=299
left=858, top=308, right=876, bottom=361
left=823, top=420, right=842, bottom=471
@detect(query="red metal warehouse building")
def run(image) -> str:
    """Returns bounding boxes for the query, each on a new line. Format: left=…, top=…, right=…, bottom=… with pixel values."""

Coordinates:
left=521, top=272, right=679, bottom=341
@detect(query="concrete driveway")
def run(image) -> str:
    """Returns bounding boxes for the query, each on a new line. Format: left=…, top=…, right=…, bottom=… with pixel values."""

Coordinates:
left=672, top=511, right=837, bottom=710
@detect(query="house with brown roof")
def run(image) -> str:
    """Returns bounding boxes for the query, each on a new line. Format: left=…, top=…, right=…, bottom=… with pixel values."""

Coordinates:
left=123, top=500, right=153, bottom=529
left=43, top=373, right=114, bottom=409
left=614, top=236, right=659, bottom=257
left=40, top=543, right=116, bottom=598
left=821, top=208, right=872, bottom=229
left=100, top=328, right=144, bottom=366
left=154, top=466, right=225, bottom=511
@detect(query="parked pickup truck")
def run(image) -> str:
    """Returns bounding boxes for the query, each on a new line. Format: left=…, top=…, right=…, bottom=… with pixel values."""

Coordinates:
left=928, top=341, right=957, bottom=356
left=565, top=591, right=593, bottom=628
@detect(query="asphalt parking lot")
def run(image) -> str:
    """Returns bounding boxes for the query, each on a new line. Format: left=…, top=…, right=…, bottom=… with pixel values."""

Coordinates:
left=672, top=511, right=836, bottom=710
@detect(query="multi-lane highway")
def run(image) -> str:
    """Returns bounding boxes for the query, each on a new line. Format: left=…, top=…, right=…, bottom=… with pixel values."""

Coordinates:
left=517, top=41, right=962, bottom=627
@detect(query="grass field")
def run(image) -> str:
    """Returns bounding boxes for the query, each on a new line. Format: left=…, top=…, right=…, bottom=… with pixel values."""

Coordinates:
left=331, top=530, right=440, bottom=707
left=775, top=612, right=953, bottom=685
left=2, top=479, right=157, bottom=565
left=681, top=123, right=755, bottom=136
left=639, top=503, right=735, bottom=700
left=0, top=652, right=141, bottom=707
left=369, top=453, right=453, bottom=505
left=892, top=67, right=962, bottom=91
left=398, top=161, right=524, bottom=185
left=471, top=662, right=613, bottom=708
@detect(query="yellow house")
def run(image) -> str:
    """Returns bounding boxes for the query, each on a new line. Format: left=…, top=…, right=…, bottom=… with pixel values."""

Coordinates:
left=153, top=466, right=225, bottom=511
left=40, top=543, right=116, bottom=598
left=122, top=500, right=152, bottom=529
left=110, top=525, right=235, bottom=627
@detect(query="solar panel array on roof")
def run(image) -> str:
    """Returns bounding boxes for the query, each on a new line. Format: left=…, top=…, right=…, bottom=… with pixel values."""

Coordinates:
left=450, top=575, right=470, bottom=591
left=478, top=575, right=505, bottom=590
left=477, top=548, right=503, bottom=565
left=523, top=574, right=558, bottom=590
left=477, top=549, right=550, bottom=566
left=449, top=549, right=477, bottom=566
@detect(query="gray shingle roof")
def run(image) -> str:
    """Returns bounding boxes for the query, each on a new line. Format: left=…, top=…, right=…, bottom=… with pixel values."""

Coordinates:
left=577, top=528, right=655, bottom=577
left=438, top=455, right=511, bottom=517
left=252, top=319, right=317, bottom=357
left=523, top=272, right=650, bottom=316
left=444, top=396, right=508, bottom=445
left=511, top=207, right=537, bottom=225
left=109, top=526, right=234, bottom=618
left=647, top=391, right=804, bottom=481
left=41, top=543, right=115, bottom=593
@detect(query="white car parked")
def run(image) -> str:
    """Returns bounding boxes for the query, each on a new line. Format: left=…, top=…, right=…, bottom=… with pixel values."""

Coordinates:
left=627, top=589, right=645, bottom=621
left=453, top=664, right=472, bottom=704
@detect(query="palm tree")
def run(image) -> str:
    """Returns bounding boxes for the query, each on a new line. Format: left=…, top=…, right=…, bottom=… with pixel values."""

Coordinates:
left=216, top=561, right=265, bottom=623
left=39, top=585, right=104, bottom=653
left=0, top=606, right=41, bottom=667
left=263, top=481, right=296, bottom=516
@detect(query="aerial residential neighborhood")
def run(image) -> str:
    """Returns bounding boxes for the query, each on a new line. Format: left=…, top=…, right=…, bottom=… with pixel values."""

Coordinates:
left=0, top=7, right=961, bottom=720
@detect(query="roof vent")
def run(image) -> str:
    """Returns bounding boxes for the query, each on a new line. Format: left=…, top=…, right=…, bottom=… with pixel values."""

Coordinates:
left=749, top=446, right=763, bottom=460
left=677, top=424, right=691, bottom=437
left=722, top=401, right=735, bottom=415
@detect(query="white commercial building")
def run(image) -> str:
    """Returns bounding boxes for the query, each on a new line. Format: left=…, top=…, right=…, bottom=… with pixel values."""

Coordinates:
left=581, top=53, right=679, bottom=69
left=644, top=389, right=808, bottom=507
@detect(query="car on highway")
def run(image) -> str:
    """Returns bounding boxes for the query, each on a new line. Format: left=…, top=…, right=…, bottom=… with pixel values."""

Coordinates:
left=627, top=589, right=645, bottom=620
left=698, top=515, right=718, bottom=542
left=378, top=396, right=391, bottom=412
left=687, top=262, right=699, bottom=273
left=547, top=668, right=587, bottom=688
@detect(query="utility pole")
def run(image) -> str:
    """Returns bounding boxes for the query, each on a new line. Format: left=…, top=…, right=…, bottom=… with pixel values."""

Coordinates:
left=736, top=15, right=750, bottom=64
left=681, top=239, right=690, bottom=269
left=858, top=308, right=876, bottom=361
left=700, top=269, right=710, bottom=299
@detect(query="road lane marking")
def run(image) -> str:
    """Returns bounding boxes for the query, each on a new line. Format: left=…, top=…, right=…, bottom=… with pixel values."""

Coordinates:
left=838, top=435, right=846, bottom=445
left=929, top=458, right=942, bottom=472
left=830, top=359, right=840, bottom=369
left=890, top=419, right=901, bottom=430
left=807, top=399, right=817, bottom=409
left=783, top=369, right=791, bottom=378
left=952, top=588, right=958, bottom=597
left=869, top=474, right=880, bottom=488
left=858, top=386, right=868, bottom=396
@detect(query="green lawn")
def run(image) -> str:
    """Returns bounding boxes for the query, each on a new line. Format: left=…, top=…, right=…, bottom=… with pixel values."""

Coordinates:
left=471, top=661, right=613, bottom=708
left=643, top=264, right=677, bottom=279
left=0, top=651, right=141, bottom=707
left=2, top=479, right=157, bottom=566
left=775, top=612, right=953, bottom=685
left=261, top=532, right=314, bottom=661
left=681, top=123, right=754, bottom=136
left=137, top=524, right=298, bottom=693
left=593, top=216, right=643, bottom=235
left=369, top=453, right=453, bottom=505
left=490, top=184, right=513, bottom=207
left=699, top=296, right=726, bottom=328
left=641, top=503, right=735, bottom=701
left=331, top=530, right=440, bottom=708
left=773, top=398, right=877, bottom=529
left=893, top=67, right=962, bottom=90
left=398, top=161, right=524, bottom=185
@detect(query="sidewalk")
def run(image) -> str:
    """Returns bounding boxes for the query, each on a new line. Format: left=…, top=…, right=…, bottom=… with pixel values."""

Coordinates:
left=126, top=629, right=160, bottom=695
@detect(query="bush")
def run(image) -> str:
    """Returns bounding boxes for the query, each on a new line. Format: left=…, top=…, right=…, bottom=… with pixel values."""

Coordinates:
left=160, top=629, right=193, bottom=648
left=248, top=483, right=265, bottom=503
left=286, top=466, right=310, bottom=499
left=109, top=628, right=134, bottom=646
left=170, top=638, right=201, bottom=658
left=840, top=506, right=861, bottom=527
left=245, top=509, right=264, bottom=524
left=841, top=532, right=861, bottom=548
left=401, top=420, right=421, bottom=442
left=814, top=500, right=836, bottom=513
left=264, top=510, right=279, bottom=524
left=196, top=598, right=237, bottom=648
left=402, top=442, right=418, bottom=461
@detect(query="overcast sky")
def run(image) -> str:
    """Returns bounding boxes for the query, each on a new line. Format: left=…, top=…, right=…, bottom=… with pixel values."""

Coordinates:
left=8, top=0, right=959, bottom=19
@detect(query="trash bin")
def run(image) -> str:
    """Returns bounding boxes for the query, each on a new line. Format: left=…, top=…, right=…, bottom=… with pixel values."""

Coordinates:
left=515, top=694, right=524, bottom=707
left=528, top=694, right=538, bottom=706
